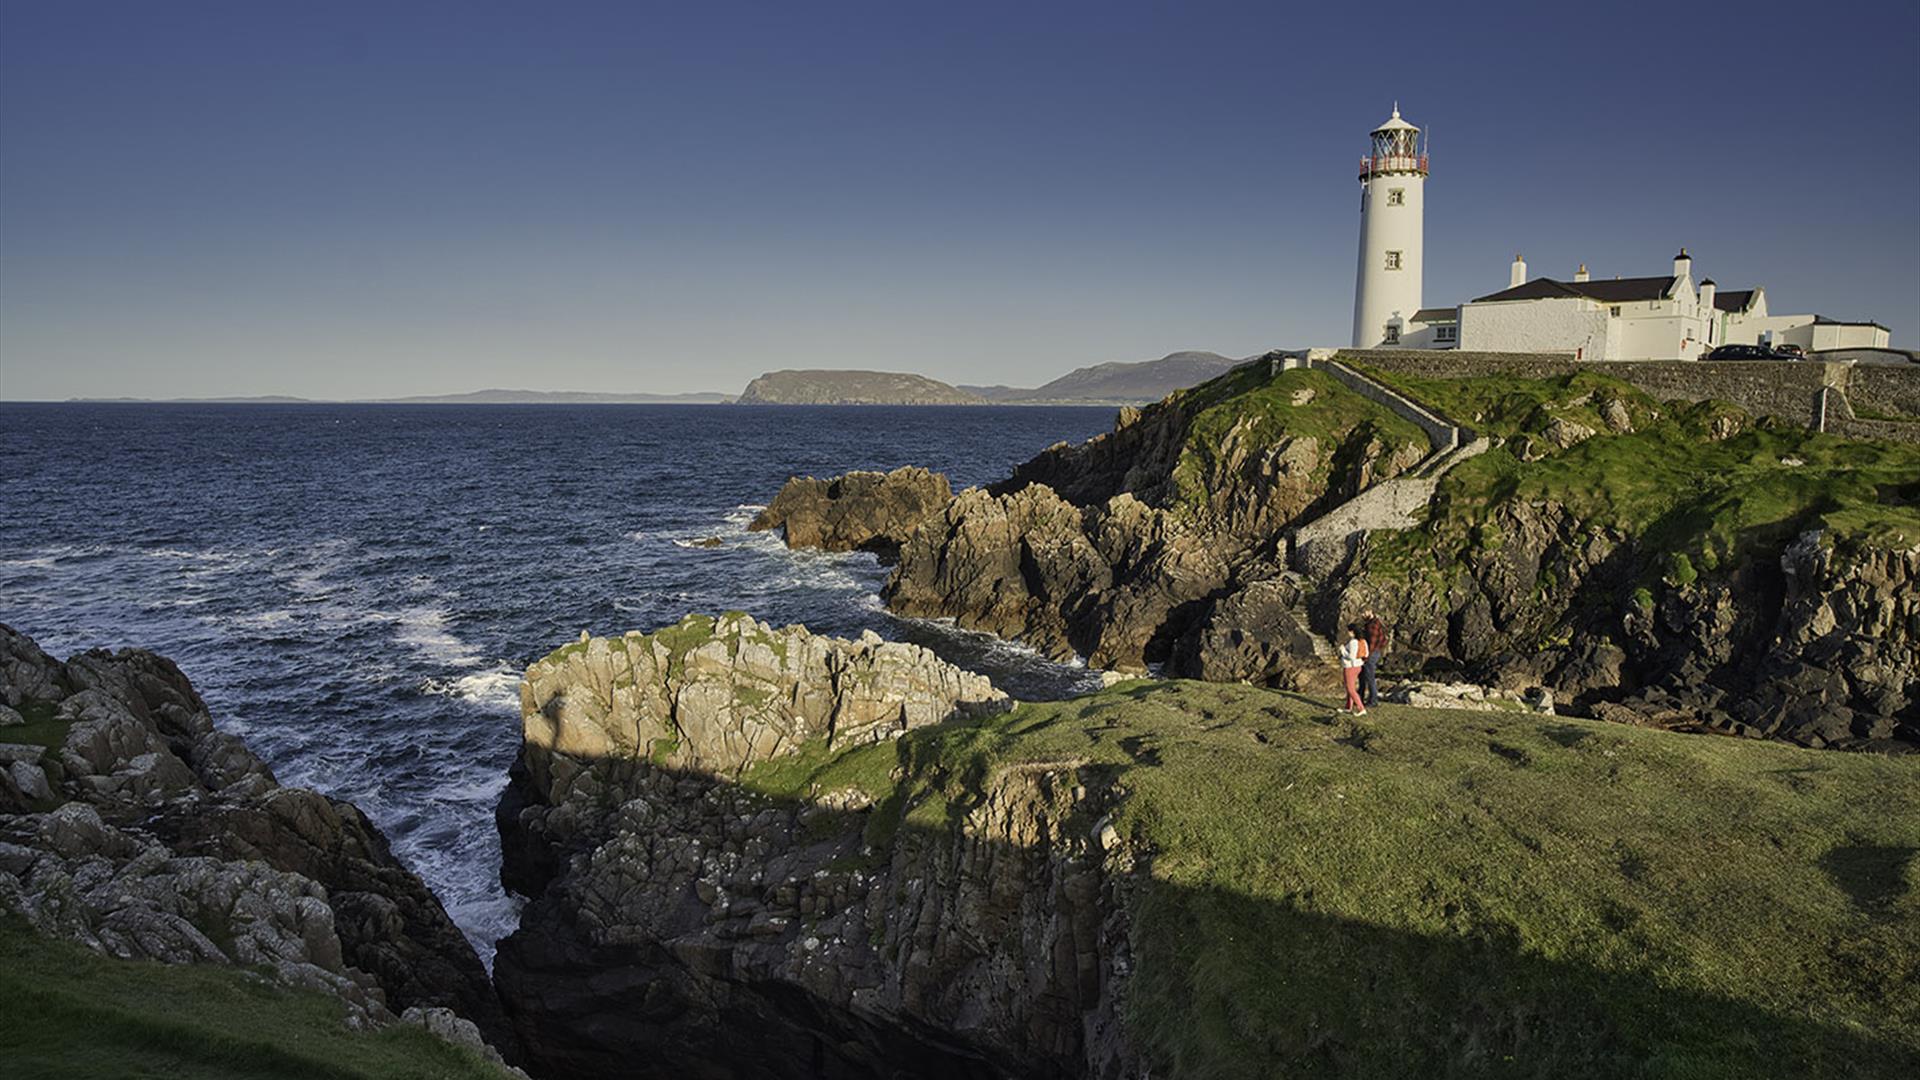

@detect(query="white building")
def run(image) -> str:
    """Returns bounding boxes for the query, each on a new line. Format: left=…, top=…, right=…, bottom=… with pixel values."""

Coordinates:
left=1454, top=250, right=1713, bottom=361
left=1710, top=288, right=1890, bottom=352
left=1350, top=107, right=1427, bottom=348
left=1344, top=109, right=1894, bottom=359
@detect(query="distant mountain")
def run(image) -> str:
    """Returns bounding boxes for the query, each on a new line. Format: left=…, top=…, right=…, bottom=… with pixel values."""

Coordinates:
left=957, top=384, right=1025, bottom=403
left=375, top=389, right=732, bottom=404
left=737, top=370, right=985, bottom=406
left=992, top=351, right=1256, bottom=404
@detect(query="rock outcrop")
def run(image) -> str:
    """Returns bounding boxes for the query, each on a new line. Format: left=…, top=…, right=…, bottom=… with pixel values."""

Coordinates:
left=0, top=624, right=517, bottom=1064
left=1338, top=500, right=1920, bottom=751
left=749, top=466, right=953, bottom=559
left=761, top=359, right=1919, bottom=751
left=495, top=615, right=1139, bottom=1079
left=878, top=364, right=1426, bottom=673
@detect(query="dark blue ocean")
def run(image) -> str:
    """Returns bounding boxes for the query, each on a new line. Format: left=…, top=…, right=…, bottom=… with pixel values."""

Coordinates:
left=0, top=403, right=1115, bottom=959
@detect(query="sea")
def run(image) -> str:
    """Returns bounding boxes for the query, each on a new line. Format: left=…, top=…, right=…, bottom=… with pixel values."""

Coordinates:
left=0, top=402, right=1117, bottom=961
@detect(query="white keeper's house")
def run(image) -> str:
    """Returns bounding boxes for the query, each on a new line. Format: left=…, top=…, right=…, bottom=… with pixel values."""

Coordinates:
left=1348, top=107, right=1892, bottom=360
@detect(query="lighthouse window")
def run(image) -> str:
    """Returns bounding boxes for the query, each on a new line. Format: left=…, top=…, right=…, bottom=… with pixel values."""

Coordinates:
left=1387, top=188, right=1404, bottom=206
left=1385, top=251, right=1402, bottom=270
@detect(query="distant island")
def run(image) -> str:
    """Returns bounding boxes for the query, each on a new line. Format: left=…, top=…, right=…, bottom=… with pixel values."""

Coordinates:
left=736, top=369, right=984, bottom=405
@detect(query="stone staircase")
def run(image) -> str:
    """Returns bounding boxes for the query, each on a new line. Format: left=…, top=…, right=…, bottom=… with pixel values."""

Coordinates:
left=1261, top=350, right=1490, bottom=654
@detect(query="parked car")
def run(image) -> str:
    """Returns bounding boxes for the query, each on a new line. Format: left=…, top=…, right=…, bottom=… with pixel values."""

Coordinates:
left=1772, top=343, right=1808, bottom=359
left=1705, top=344, right=1780, bottom=361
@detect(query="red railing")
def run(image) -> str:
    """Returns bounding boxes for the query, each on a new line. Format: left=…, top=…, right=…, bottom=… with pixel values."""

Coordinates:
left=1359, top=154, right=1428, bottom=178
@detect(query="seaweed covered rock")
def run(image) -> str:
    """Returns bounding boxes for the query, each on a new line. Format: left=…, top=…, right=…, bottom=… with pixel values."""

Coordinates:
left=749, top=465, right=953, bottom=559
left=0, top=624, right=514, bottom=1059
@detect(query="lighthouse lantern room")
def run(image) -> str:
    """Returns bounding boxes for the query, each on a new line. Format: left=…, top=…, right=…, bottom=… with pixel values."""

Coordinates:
left=1351, top=105, right=1428, bottom=348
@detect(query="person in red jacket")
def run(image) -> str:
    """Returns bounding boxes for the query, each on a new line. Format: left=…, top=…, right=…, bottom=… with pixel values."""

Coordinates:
left=1360, top=609, right=1387, bottom=707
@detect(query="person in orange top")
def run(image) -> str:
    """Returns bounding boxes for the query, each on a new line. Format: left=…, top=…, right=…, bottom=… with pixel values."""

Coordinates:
left=1339, top=623, right=1369, bottom=715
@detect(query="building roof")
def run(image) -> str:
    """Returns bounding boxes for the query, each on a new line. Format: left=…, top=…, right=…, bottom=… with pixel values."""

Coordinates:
left=1812, top=315, right=1891, bottom=331
left=1470, top=275, right=1676, bottom=304
left=1373, top=105, right=1419, bottom=133
left=1411, top=307, right=1458, bottom=323
left=1712, top=289, right=1758, bottom=313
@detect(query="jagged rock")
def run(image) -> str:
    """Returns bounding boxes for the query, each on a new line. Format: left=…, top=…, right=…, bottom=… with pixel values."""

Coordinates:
left=749, top=466, right=953, bottom=559
left=1599, top=397, right=1634, bottom=433
left=496, top=626, right=1131, bottom=1079
left=2, top=623, right=68, bottom=707
left=0, top=705, right=22, bottom=727
left=1541, top=416, right=1596, bottom=450
left=516, top=613, right=1007, bottom=786
left=1168, top=575, right=1336, bottom=690
left=0, top=624, right=516, bottom=1058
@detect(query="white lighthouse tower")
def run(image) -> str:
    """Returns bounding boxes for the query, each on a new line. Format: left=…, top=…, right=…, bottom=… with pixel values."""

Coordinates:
left=1351, top=105, right=1428, bottom=348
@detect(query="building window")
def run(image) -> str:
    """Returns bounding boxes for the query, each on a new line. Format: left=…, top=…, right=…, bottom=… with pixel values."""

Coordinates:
left=1387, top=188, right=1404, bottom=206
left=1436, top=325, right=1457, bottom=342
left=1610, top=306, right=1621, bottom=317
left=1385, top=251, right=1402, bottom=270
left=1383, top=324, right=1400, bottom=344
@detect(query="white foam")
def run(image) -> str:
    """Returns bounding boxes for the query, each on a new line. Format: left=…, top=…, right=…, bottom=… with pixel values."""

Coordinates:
left=420, top=669, right=521, bottom=711
left=392, top=605, right=482, bottom=667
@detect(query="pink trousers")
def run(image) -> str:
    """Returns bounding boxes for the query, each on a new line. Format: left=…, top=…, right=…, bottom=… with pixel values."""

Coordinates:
left=1343, top=667, right=1364, bottom=711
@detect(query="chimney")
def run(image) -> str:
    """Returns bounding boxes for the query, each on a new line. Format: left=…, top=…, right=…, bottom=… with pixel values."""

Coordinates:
left=1510, top=253, right=1526, bottom=288
left=1574, top=263, right=1590, bottom=283
left=1673, top=247, right=1692, bottom=281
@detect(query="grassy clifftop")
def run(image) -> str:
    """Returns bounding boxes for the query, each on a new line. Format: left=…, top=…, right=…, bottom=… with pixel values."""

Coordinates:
left=1352, top=367, right=1920, bottom=583
left=742, top=681, right=1920, bottom=1078
left=0, top=919, right=512, bottom=1080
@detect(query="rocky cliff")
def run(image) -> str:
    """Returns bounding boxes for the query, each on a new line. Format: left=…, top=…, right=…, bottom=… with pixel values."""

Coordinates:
left=884, top=365, right=1428, bottom=673
left=737, top=370, right=986, bottom=406
left=750, top=466, right=953, bottom=560
left=762, top=359, right=1920, bottom=750
left=0, top=623, right=518, bottom=1069
left=493, top=614, right=1134, bottom=1078
left=494, top=633, right=1920, bottom=1079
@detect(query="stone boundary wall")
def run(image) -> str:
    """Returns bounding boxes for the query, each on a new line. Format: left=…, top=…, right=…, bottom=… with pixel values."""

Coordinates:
left=1338, top=348, right=1920, bottom=443
left=1303, top=350, right=1457, bottom=453
left=1851, top=365, right=1920, bottom=419
left=1822, top=382, right=1920, bottom=444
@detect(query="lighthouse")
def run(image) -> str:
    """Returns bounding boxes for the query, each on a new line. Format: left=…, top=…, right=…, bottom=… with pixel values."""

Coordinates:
left=1351, top=106, right=1428, bottom=348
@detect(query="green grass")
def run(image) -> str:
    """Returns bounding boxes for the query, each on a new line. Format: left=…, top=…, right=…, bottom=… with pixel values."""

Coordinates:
left=3, top=699, right=72, bottom=755
left=773, top=681, right=1920, bottom=1078
left=0, top=919, right=512, bottom=1079
left=1344, top=365, right=1662, bottom=442
left=1358, top=372, right=1920, bottom=595
left=1164, top=366, right=1430, bottom=521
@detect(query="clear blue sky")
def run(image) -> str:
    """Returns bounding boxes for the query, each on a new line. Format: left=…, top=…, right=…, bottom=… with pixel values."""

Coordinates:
left=2, top=0, right=1915, bottom=399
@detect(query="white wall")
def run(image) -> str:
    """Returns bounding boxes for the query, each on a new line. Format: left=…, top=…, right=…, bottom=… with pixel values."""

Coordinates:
left=1352, top=171, right=1425, bottom=347
left=1811, top=323, right=1891, bottom=350
left=1459, top=297, right=1611, bottom=360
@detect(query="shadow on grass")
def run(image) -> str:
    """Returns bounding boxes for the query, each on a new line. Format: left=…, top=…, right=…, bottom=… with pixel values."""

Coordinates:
left=493, top=727, right=1919, bottom=1080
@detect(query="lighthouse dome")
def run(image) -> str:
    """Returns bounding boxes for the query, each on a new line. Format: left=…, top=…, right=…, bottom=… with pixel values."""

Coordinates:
left=1372, top=105, right=1419, bottom=135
